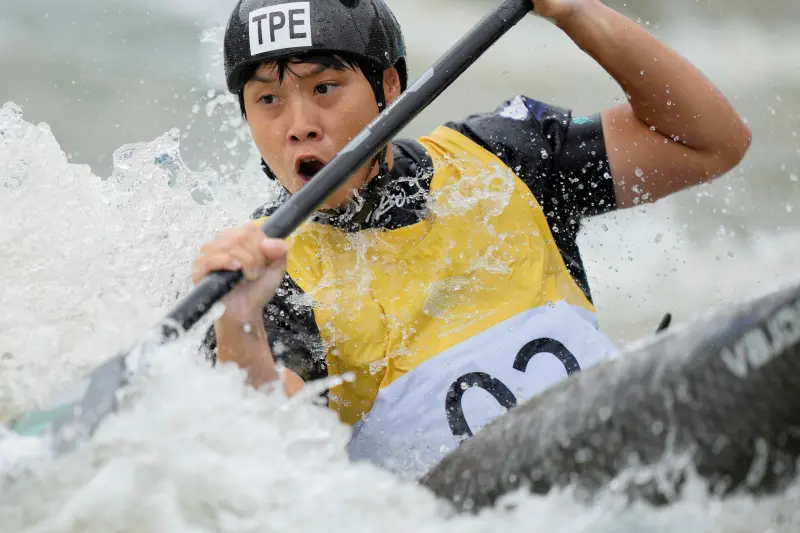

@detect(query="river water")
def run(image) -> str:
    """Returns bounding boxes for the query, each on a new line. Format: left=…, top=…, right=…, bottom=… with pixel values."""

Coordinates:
left=1, top=0, right=799, bottom=531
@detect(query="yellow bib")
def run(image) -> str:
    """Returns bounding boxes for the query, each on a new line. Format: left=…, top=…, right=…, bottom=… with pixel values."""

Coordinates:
left=260, top=126, right=596, bottom=425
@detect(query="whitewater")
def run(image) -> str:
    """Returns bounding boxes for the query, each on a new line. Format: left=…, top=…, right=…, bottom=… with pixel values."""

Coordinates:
left=2, top=0, right=800, bottom=531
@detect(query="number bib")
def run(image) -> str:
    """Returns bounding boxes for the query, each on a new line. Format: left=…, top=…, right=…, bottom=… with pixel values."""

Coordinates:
left=346, top=301, right=616, bottom=477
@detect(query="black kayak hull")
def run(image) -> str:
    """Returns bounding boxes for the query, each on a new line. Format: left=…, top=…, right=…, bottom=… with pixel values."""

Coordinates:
left=421, top=281, right=800, bottom=512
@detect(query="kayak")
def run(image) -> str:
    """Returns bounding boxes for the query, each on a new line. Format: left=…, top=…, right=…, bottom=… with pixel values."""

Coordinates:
left=421, top=280, right=800, bottom=512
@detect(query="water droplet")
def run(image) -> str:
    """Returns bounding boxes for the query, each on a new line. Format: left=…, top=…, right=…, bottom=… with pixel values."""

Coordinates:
left=635, top=167, right=645, bottom=178
left=575, top=448, right=592, bottom=463
left=790, top=173, right=798, bottom=182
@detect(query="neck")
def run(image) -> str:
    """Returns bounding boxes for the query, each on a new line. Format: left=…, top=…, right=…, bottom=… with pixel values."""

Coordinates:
left=314, top=142, right=396, bottom=226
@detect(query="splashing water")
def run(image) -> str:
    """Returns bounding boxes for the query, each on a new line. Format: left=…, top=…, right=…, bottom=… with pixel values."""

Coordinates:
left=1, top=100, right=235, bottom=415
left=2, top=100, right=800, bottom=531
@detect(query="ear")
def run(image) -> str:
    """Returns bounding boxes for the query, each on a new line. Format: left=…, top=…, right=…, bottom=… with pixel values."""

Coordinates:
left=383, top=67, right=402, bottom=106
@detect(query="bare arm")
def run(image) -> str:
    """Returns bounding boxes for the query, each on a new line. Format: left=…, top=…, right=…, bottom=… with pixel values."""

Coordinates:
left=216, top=316, right=305, bottom=395
left=552, top=0, right=752, bottom=207
left=193, top=223, right=304, bottom=396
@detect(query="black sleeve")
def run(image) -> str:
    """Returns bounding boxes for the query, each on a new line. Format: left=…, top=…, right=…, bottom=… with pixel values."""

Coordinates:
left=444, top=95, right=617, bottom=226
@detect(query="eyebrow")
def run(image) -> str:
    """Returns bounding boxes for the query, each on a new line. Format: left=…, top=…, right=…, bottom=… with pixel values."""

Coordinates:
left=251, top=63, right=331, bottom=85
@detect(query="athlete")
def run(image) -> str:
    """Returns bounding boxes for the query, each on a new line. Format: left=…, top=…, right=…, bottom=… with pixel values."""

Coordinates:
left=194, top=0, right=751, bottom=476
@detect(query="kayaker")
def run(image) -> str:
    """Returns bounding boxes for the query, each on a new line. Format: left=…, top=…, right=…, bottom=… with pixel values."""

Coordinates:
left=194, top=0, right=751, bottom=475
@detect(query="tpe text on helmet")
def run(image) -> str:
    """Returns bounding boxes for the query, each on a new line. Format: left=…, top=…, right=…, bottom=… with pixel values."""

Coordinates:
left=249, top=1, right=313, bottom=55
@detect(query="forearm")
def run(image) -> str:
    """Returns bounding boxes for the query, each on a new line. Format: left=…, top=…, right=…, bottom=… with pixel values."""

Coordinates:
left=558, top=1, right=750, bottom=157
left=215, top=316, right=304, bottom=394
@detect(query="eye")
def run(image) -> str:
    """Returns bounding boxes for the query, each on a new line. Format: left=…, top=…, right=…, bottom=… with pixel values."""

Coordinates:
left=315, top=82, right=338, bottom=96
left=259, top=94, right=277, bottom=105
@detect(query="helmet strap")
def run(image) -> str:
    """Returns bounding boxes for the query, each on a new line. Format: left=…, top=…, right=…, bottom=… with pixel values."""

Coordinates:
left=260, top=157, right=279, bottom=181
left=363, top=63, right=391, bottom=179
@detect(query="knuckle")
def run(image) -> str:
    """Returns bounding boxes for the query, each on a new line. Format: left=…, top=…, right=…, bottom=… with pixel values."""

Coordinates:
left=219, top=226, right=245, bottom=244
left=199, top=240, right=217, bottom=255
left=191, top=261, right=207, bottom=282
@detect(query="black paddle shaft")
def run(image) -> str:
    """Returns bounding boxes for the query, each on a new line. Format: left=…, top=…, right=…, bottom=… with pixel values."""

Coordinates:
left=168, top=0, right=533, bottom=334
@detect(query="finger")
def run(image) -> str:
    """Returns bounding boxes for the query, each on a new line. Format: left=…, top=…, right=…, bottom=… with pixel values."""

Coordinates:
left=192, top=253, right=242, bottom=285
left=242, top=220, right=272, bottom=245
left=199, top=225, right=250, bottom=256
left=238, top=228, right=285, bottom=268
left=239, top=230, right=279, bottom=279
left=259, top=238, right=289, bottom=262
left=226, top=247, right=263, bottom=281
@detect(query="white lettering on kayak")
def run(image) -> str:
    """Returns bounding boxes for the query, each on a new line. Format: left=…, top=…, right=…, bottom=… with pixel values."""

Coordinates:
left=720, top=297, right=800, bottom=379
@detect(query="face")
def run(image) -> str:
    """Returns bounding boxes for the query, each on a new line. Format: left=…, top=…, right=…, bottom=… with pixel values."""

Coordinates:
left=242, top=60, right=401, bottom=210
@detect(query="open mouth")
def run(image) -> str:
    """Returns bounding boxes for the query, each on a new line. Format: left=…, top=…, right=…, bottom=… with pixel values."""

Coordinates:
left=296, top=157, right=326, bottom=182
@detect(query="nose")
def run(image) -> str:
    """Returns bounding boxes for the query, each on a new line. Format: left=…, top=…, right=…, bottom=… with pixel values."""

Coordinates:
left=286, top=99, right=323, bottom=143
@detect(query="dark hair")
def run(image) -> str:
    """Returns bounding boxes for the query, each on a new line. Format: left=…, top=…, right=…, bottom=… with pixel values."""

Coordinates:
left=237, top=52, right=382, bottom=117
